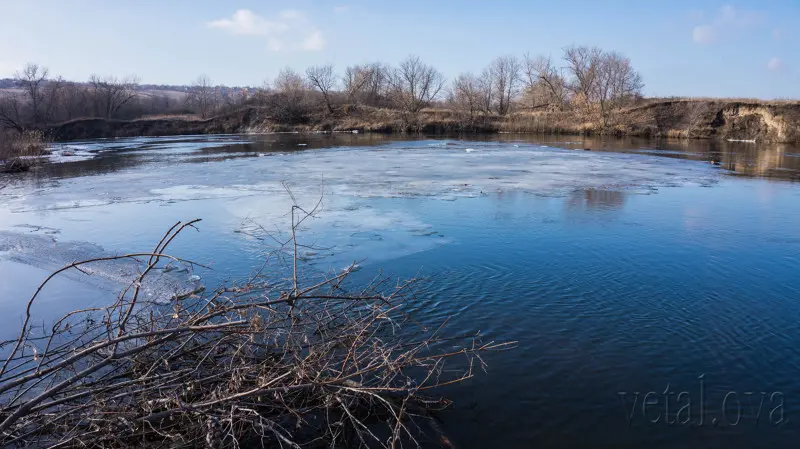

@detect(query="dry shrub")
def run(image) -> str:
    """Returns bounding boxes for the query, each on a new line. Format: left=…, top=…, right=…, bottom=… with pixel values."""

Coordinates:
left=0, top=129, right=49, bottom=173
left=134, top=113, right=202, bottom=122
left=0, top=202, right=511, bottom=448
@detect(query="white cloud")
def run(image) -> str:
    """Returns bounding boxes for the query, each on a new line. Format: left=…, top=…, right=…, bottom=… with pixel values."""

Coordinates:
left=767, top=57, right=786, bottom=72
left=279, top=10, right=303, bottom=21
left=302, top=31, right=326, bottom=51
left=208, top=10, right=279, bottom=36
left=692, top=25, right=715, bottom=44
left=691, top=5, right=764, bottom=45
left=208, top=9, right=325, bottom=52
left=333, top=5, right=350, bottom=14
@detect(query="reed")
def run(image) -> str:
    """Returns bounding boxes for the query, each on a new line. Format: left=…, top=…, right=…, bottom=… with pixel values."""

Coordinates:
left=0, top=130, right=49, bottom=173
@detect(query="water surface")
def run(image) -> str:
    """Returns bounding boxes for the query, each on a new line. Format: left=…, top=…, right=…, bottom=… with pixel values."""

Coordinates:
left=1, top=133, right=799, bottom=448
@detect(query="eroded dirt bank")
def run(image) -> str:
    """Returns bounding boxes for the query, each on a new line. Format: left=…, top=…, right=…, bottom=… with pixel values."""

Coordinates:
left=47, top=100, right=800, bottom=143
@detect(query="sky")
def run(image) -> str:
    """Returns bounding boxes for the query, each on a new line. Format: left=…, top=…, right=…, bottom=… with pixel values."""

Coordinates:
left=0, top=0, right=798, bottom=99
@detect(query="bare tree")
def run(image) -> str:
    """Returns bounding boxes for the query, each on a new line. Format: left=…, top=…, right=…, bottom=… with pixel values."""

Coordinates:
left=15, top=63, right=49, bottom=124
left=477, top=68, right=494, bottom=114
left=563, top=45, right=603, bottom=112
left=388, top=55, right=445, bottom=115
left=342, top=64, right=372, bottom=105
left=273, top=68, right=308, bottom=96
left=252, top=78, right=274, bottom=107
left=603, top=52, right=643, bottom=108
left=186, top=75, right=217, bottom=119
left=0, top=93, right=25, bottom=132
left=3, top=64, right=229, bottom=127
left=563, top=46, right=642, bottom=127
left=216, top=86, right=249, bottom=114
left=0, top=49, right=643, bottom=130
left=490, top=56, right=521, bottom=115
left=88, top=74, right=140, bottom=119
left=523, top=53, right=569, bottom=111
left=364, top=62, right=390, bottom=106
left=270, top=68, right=311, bottom=123
left=41, top=76, right=65, bottom=123
left=593, top=51, right=643, bottom=127
left=449, top=73, right=482, bottom=124
left=344, top=62, right=390, bottom=107
left=305, top=64, right=337, bottom=113
left=60, top=82, right=94, bottom=121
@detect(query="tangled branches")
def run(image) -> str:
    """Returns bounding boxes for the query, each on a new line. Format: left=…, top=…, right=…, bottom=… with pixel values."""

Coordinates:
left=0, top=204, right=510, bottom=448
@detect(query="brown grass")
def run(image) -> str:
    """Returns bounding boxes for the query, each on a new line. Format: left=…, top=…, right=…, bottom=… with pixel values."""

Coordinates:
left=134, top=113, right=203, bottom=121
left=47, top=98, right=800, bottom=142
left=0, top=130, right=49, bottom=173
left=498, top=111, right=586, bottom=134
left=642, top=96, right=800, bottom=106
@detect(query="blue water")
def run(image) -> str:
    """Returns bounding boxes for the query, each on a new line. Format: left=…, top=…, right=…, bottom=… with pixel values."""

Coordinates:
left=1, top=134, right=799, bottom=447
left=371, top=186, right=800, bottom=448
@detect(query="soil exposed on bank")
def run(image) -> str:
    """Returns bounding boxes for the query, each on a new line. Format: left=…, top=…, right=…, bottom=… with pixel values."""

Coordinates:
left=46, top=100, right=800, bottom=143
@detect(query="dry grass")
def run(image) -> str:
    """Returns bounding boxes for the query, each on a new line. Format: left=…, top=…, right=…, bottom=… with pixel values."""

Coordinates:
left=47, top=97, right=800, bottom=142
left=642, top=96, right=800, bottom=106
left=0, top=130, right=49, bottom=173
left=499, top=111, right=586, bottom=134
left=134, top=113, right=203, bottom=122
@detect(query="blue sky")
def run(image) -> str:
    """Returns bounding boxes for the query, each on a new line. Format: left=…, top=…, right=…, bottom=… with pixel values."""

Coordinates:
left=0, top=0, right=798, bottom=98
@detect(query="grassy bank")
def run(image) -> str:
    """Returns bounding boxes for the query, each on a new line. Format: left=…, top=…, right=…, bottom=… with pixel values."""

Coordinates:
left=0, top=130, right=49, bottom=173
left=44, top=98, right=800, bottom=143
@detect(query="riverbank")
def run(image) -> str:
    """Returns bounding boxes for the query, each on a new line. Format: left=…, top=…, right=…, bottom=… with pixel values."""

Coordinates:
left=0, top=130, right=49, bottom=173
left=44, top=99, right=800, bottom=143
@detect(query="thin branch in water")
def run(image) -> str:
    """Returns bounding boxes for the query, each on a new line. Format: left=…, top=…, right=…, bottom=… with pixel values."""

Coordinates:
left=0, top=195, right=509, bottom=448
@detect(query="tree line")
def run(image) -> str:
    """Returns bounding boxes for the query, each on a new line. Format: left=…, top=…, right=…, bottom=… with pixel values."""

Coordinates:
left=0, top=45, right=643, bottom=132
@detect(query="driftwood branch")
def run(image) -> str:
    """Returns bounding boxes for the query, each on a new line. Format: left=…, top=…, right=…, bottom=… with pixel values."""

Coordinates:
left=0, top=202, right=513, bottom=448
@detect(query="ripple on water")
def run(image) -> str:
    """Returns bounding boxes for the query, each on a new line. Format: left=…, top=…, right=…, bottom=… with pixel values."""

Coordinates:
left=2, top=135, right=800, bottom=449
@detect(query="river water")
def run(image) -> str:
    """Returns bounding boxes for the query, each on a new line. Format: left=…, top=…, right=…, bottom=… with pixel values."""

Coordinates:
left=1, top=134, right=799, bottom=448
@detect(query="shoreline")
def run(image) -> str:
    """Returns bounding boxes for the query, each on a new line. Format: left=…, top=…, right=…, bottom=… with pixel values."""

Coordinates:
left=42, top=99, right=800, bottom=144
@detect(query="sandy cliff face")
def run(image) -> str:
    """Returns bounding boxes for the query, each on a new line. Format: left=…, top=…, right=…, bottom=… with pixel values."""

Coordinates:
left=718, top=103, right=797, bottom=142
left=621, top=100, right=800, bottom=142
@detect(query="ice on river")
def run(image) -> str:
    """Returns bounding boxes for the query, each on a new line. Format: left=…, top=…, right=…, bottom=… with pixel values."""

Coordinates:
left=0, top=230, right=204, bottom=339
left=0, top=136, right=722, bottom=256
left=4, top=138, right=721, bottom=210
left=0, top=137, right=724, bottom=328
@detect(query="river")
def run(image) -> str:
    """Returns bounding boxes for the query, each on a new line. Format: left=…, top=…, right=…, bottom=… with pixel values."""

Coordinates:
left=1, top=133, right=799, bottom=448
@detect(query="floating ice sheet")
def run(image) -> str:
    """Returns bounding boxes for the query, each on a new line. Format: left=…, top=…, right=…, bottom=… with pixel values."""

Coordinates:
left=0, top=137, right=727, bottom=324
left=0, top=231, right=203, bottom=306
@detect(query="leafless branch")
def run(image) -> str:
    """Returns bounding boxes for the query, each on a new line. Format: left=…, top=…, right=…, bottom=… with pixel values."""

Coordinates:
left=0, top=199, right=512, bottom=448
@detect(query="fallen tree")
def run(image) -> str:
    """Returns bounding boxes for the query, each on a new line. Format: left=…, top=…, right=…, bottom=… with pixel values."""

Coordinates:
left=0, top=200, right=510, bottom=448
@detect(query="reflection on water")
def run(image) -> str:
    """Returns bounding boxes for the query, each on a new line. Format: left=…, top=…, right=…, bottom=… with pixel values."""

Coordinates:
left=568, top=188, right=627, bottom=211
left=3, top=133, right=798, bottom=184
left=34, top=134, right=407, bottom=180
left=533, top=135, right=800, bottom=181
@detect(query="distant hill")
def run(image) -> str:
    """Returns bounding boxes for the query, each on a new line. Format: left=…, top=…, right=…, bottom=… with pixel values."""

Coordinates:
left=0, top=78, right=253, bottom=96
